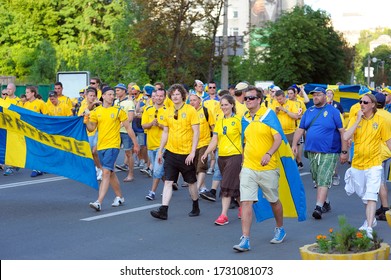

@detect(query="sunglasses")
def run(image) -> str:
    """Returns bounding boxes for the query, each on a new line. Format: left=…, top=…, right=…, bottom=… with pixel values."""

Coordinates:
left=244, top=96, right=258, bottom=101
left=359, top=100, right=371, bottom=105
left=2, top=93, right=7, bottom=96
left=174, top=109, right=178, bottom=120
left=223, top=126, right=227, bottom=135
left=154, top=109, right=158, bottom=119
left=90, top=82, right=96, bottom=85
left=209, top=86, right=216, bottom=89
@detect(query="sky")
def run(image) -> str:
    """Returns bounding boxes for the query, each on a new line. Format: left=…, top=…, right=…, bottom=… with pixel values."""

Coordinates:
left=304, top=0, right=390, bottom=31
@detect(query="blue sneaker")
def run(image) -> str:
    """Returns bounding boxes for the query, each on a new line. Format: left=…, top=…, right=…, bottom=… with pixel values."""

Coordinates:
left=270, top=227, right=286, bottom=244
left=233, top=236, right=250, bottom=252
left=4, top=168, right=14, bottom=176
left=30, top=170, right=43, bottom=177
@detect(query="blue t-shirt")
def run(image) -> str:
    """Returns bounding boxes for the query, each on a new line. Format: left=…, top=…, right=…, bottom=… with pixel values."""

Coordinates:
left=299, top=104, right=343, bottom=153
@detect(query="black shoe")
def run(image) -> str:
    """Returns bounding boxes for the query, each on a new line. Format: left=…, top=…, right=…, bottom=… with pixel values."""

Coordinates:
left=150, top=206, right=168, bottom=220
left=189, top=208, right=200, bottom=217
left=229, top=198, right=238, bottom=209
left=297, top=162, right=303, bottom=170
left=312, top=206, right=323, bottom=220
left=375, top=206, right=389, bottom=216
left=322, top=202, right=331, bottom=213
left=172, top=182, right=178, bottom=191
left=376, top=212, right=387, bottom=221
left=200, top=191, right=216, bottom=202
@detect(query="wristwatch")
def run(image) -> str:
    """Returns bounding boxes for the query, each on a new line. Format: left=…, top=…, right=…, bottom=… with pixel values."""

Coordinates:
left=341, top=150, right=348, bottom=154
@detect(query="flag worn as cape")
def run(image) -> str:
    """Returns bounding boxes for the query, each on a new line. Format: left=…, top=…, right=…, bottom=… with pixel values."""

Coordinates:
left=242, top=108, right=306, bottom=222
left=0, top=100, right=98, bottom=189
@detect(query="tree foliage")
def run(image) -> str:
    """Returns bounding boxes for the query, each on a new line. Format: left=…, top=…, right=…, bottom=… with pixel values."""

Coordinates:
left=243, top=5, right=352, bottom=88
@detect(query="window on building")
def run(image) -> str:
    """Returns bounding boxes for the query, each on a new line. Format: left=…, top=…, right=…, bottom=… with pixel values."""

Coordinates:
left=229, top=27, right=239, bottom=36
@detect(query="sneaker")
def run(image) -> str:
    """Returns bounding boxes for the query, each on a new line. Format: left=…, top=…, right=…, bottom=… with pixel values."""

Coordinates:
left=140, top=166, right=147, bottom=173
left=96, top=168, right=103, bottom=181
left=89, top=200, right=101, bottom=211
left=198, top=187, right=208, bottom=195
left=366, top=227, right=373, bottom=240
left=206, top=168, right=214, bottom=175
left=172, top=182, right=179, bottom=191
left=214, top=214, right=229, bottom=225
left=332, top=174, right=340, bottom=186
left=359, top=218, right=377, bottom=231
left=322, top=201, right=331, bottom=213
left=375, top=206, right=389, bottom=216
left=111, top=196, right=125, bottom=207
left=30, top=170, right=43, bottom=177
left=4, top=168, right=14, bottom=176
left=200, top=191, right=216, bottom=202
left=146, top=191, right=155, bottom=201
left=238, top=207, right=242, bottom=219
left=376, top=212, right=387, bottom=221
left=229, top=198, right=239, bottom=209
left=233, top=236, right=250, bottom=252
left=133, top=161, right=140, bottom=169
left=143, top=168, right=152, bottom=177
left=297, top=162, right=304, bottom=170
left=270, top=227, right=286, bottom=244
left=181, top=182, right=188, bottom=188
left=312, top=206, right=323, bottom=219
left=116, top=164, right=129, bottom=171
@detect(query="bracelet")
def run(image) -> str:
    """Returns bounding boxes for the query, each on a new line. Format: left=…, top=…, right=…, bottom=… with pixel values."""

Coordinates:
left=266, top=152, right=272, bottom=157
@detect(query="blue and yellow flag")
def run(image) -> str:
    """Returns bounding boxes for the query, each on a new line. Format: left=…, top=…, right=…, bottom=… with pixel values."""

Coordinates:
left=242, top=108, right=306, bottom=222
left=0, top=100, right=98, bottom=189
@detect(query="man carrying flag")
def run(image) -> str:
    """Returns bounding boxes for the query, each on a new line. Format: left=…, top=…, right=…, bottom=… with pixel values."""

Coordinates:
left=234, top=85, right=306, bottom=252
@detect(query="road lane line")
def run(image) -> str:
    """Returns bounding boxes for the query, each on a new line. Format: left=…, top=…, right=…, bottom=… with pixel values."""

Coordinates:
left=300, top=172, right=311, bottom=176
left=0, top=176, right=67, bottom=189
left=81, top=204, right=161, bottom=221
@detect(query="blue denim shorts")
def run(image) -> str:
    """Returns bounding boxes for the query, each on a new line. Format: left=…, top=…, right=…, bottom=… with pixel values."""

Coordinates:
left=88, top=132, right=98, bottom=148
left=136, top=132, right=146, bottom=146
left=98, top=148, right=120, bottom=171
left=120, top=132, right=134, bottom=151
left=148, top=148, right=165, bottom=179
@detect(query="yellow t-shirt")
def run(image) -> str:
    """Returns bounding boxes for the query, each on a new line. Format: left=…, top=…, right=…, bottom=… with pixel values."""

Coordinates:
left=376, top=109, right=391, bottom=161
left=24, top=99, right=48, bottom=114
left=46, top=95, right=73, bottom=109
left=242, top=108, right=279, bottom=171
left=213, top=114, right=242, bottom=156
left=142, top=105, right=166, bottom=150
left=78, top=102, right=97, bottom=137
left=295, top=98, right=307, bottom=127
left=114, top=98, right=135, bottom=134
left=347, top=113, right=391, bottom=170
left=196, top=106, right=215, bottom=149
left=47, top=100, right=73, bottom=116
left=162, top=103, right=199, bottom=155
left=164, top=97, right=174, bottom=109
left=272, top=99, right=299, bottom=134
left=235, top=100, right=247, bottom=118
left=89, top=106, right=128, bottom=150
left=203, top=99, right=220, bottom=120
left=4, top=96, right=21, bottom=106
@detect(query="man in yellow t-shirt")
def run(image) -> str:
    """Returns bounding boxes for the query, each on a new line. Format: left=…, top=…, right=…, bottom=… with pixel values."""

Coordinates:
left=47, top=91, right=73, bottom=116
left=142, top=88, right=167, bottom=200
left=85, top=87, right=139, bottom=212
left=272, top=89, right=299, bottom=146
left=344, top=93, right=391, bottom=239
left=4, top=83, right=21, bottom=106
left=150, top=84, right=200, bottom=220
left=189, top=93, right=215, bottom=194
left=234, top=85, right=284, bottom=252
left=48, top=82, right=73, bottom=111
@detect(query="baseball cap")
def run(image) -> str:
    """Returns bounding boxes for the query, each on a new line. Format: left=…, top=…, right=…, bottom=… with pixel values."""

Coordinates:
left=132, top=84, right=140, bottom=91
left=235, top=82, right=249, bottom=91
left=309, top=87, right=326, bottom=95
left=115, top=83, right=127, bottom=91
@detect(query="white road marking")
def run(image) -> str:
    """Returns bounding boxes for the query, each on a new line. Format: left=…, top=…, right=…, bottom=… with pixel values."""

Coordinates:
left=300, top=172, right=311, bottom=176
left=0, top=176, right=67, bottom=189
left=81, top=204, right=161, bottom=221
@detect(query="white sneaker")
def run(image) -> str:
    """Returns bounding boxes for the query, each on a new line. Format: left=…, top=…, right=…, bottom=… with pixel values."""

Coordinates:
left=89, top=200, right=101, bottom=211
left=112, top=196, right=125, bottom=207
left=206, top=168, right=214, bottom=175
left=96, top=168, right=103, bottom=181
left=359, top=218, right=377, bottom=231
left=198, top=187, right=208, bottom=194
left=366, top=227, right=373, bottom=239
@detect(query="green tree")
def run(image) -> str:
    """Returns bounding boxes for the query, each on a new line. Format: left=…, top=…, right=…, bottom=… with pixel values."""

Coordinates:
left=30, top=40, right=57, bottom=84
left=252, top=5, right=352, bottom=88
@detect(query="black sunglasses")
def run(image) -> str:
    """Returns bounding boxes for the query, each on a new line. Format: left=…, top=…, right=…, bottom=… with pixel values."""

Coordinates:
left=244, top=96, right=259, bottom=101
left=359, top=100, right=371, bottom=105
left=154, top=109, right=158, bottom=119
left=174, top=109, right=178, bottom=120
left=90, top=82, right=96, bottom=85
left=209, top=86, right=216, bottom=89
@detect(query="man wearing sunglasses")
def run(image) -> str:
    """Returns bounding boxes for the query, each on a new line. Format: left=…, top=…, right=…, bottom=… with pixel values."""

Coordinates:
left=344, top=93, right=391, bottom=239
left=150, top=84, right=200, bottom=220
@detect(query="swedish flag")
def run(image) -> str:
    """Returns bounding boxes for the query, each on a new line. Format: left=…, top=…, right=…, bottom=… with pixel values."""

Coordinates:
left=0, top=100, right=98, bottom=189
left=242, top=108, right=307, bottom=222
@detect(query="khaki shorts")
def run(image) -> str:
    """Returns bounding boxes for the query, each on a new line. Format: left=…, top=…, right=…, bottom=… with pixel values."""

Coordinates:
left=239, top=167, right=280, bottom=203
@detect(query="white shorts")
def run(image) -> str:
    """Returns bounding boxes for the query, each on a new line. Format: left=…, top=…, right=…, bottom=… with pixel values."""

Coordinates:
left=344, top=166, right=382, bottom=203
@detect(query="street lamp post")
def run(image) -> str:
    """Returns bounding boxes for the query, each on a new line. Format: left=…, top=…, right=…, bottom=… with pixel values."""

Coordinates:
left=367, top=55, right=377, bottom=87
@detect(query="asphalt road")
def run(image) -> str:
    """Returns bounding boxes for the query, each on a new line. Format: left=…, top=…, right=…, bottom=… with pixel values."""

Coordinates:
left=1, top=152, right=390, bottom=260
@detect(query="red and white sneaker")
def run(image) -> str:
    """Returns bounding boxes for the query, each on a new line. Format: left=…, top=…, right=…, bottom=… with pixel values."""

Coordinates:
left=214, top=214, right=229, bottom=226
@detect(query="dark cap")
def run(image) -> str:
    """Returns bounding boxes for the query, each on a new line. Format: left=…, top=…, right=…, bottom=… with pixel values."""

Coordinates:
left=102, top=86, right=114, bottom=95
left=309, top=87, right=326, bottom=95
left=48, top=90, right=57, bottom=97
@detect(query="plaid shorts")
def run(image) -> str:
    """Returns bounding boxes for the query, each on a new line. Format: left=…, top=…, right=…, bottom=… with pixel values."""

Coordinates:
left=308, top=152, right=339, bottom=187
